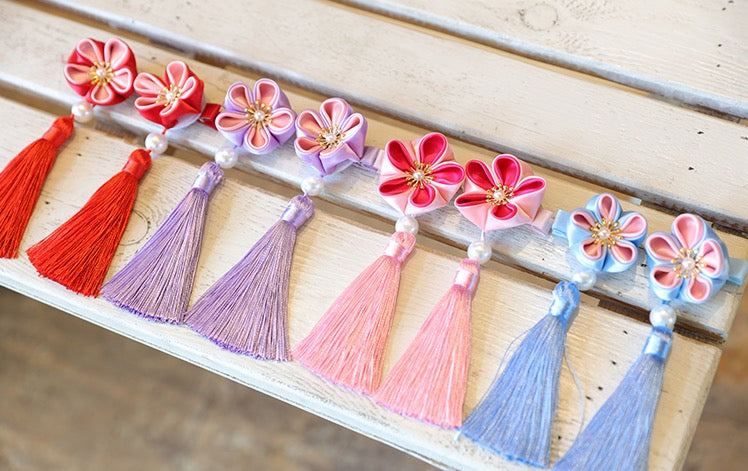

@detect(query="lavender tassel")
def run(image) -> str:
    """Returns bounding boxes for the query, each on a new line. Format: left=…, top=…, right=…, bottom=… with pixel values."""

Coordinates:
left=553, top=326, right=672, bottom=471
left=183, top=195, right=314, bottom=360
left=461, top=281, right=579, bottom=467
left=101, top=162, right=223, bottom=323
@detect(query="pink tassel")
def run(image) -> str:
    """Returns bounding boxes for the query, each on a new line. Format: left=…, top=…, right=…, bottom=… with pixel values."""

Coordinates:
left=373, top=259, right=480, bottom=428
left=293, top=231, right=416, bottom=395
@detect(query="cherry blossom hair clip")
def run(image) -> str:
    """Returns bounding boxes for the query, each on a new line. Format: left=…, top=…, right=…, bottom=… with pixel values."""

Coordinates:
left=555, top=213, right=746, bottom=470
left=184, top=95, right=368, bottom=361
left=28, top=58, right=217, bottom=298
left=0, top=38, right=136, bottom=259
left=294, top=132, right=465, bottom=395
left=460, top=193, right=647, bottom=467
left=373, top=154, right=549, bottom=428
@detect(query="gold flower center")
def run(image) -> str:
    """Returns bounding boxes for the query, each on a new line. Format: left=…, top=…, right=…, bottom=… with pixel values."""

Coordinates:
left=590, top=218, right=622, bottom=248
left=245, top=101, right=273, bottom=127
left=158, top=83, right=182, bottom=106
left=672, top=247, right=705, bottom=279
left=88, top=61, right=113, bottom=86
left=405, top=162, right=434, bottom=188
left=315, top=126, right=345, bottom=150
left=486, top=184, right=514, bottom=206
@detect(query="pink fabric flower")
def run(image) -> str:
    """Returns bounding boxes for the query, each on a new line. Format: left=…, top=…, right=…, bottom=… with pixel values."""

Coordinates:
left=134, top=61, right=205, bottom=130
left=455, top=154, right=546, bottom=232
left=294, top=98, right=367, bottom=176
left=215, top=80, right=296, bottom=155
left=378, top=133, right=465, bottom=216
left=645, top=214, right=728, bottom=303
left=64, top=38, right=137, bottom=107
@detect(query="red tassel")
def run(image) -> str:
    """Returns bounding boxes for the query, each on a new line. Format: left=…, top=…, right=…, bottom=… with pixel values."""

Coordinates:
left=0, top=116, right=75, bottom=258
left=27, top=149, right=152, bottom=296
left=293, top=231, right=416, bottom=394
left=373, top=259, right=480, bottom=428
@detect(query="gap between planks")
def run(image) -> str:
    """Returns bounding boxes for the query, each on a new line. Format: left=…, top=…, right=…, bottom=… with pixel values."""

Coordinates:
left=0, top=97, right=722, bottom=471
left=0, top=0, right=744, bottom=340
left=34, top=0, right=748, bottom=230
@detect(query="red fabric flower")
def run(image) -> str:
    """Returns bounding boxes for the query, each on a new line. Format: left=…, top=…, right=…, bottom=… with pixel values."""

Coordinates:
left=134, top=61, right=205, bottom=130
left=64, top=38, right=137, bottom=107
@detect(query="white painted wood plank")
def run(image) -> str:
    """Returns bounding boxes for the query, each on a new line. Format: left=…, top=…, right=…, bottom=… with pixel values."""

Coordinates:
left=0, top=1, right=744, bottom=338
left=39, top=0, right=748, bottom=229
left=0, top=98, right=721, bottom=470
left=338, top=0, right=748, bottom=118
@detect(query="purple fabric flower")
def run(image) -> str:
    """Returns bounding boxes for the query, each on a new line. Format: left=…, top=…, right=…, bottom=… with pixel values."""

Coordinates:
left=216, top=79, right=297, bottom=155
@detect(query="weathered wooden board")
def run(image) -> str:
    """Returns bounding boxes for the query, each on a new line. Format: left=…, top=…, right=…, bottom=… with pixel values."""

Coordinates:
left=41, top=0, right=748, bottom=229
left=339, top=0, right=748, bottom=118
left=0, top=98, right=722, bottom=470
left=1, top=1, right=745, bottom=339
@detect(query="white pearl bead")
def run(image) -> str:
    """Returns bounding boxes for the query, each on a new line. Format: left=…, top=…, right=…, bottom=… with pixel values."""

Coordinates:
left=571, top=269, right=597, bottom=291
left=467, top=240, right=492, bottom=264
left=395, top=215, right=419, bottom=235
left=214, top=147, right=238, bottom=169
left=145, top=132, right=169, bottom=154
left=649, top=304, right=676, bottom=329
left=71, top=101, right=94, bottom=123
left=301, top=176, right=325, bottom=196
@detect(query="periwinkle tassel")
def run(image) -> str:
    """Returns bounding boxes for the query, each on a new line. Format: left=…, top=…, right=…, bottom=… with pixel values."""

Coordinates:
left=183, top=195, right=314, bottom=360
left=554, top=326, right=672, bottom=471
left=102, top=162, right=223, bottom=323
left=461, top=281, right=580, bottom=468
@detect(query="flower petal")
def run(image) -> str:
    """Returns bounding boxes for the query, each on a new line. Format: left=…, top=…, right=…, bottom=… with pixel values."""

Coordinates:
left=596, top=193, right=621, bottom=222
left=109, top=68, right=134, bottom=95
left=410, top=185, right=437, bottom=208
left=215, top=111, right=251, bottom=133
left=339, top=113, right=365, bottom=137
left=645, top=232, right=680, bottom=262
left=609, top=239, right=638, bottom=265
left=651, top=266, right=682, bottom=290
left=89, top=83, right=114, bottom=105
left=134, top=72, right=166, bottom=97
left=254, top=78, right=281, bottom=108
left=617, top=212, right=647, bottom=240
left=491, top=202, right=518, bottom=220
left=295, top=136, right=322, bottom=154
left=685, top=275, right=712, bottom=303
left=417, top=132, right=448, bottom=166
left=698, top=239, right=725, bottom=278
left=268, top=108, right=296, bottom=135
left=455, top=191, right=488, bottom=207
left=296, top=110, right=325, bottom=138
left=378, top=176, right=411, bottom=197
left=64, top=63, right=93, bottom=86
left=245, top=125, right=272, bottom=152
left=226, top=82, right=253, bottom=111
left=320, top=98, right=350, bottom=128
left=493, top=154, right=521, bottom=188
left=581, top=238, right=605, bottom=261
left=430, top=162, right=465, bottom=185
left=104, top=38, right=133, bottom=69
left=571, top=209, right=597, bottom=230
left=165, top=61, right=192, bottom=88
left=385, top=139, right=416, bottom=173
left=513, top=176, right=546, bottom=196
left=672, top=213, right=705, bottom=250
left=464, top=160, right=495, bottom=190
left=76, top=38, right=104, bottom=65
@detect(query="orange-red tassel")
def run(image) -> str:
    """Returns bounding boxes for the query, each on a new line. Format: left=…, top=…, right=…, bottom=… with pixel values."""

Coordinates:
left=27, top=149, right=151, bottom=296
left=0, top=116, right=75, bottom=258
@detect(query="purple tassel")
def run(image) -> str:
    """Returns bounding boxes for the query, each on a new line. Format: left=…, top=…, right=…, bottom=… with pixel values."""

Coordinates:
left=183, top=195, right=314, bottom=360
left=101, top=162, right=223, bottom=323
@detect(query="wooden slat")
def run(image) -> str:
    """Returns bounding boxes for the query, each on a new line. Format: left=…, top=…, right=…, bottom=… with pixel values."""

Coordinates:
left=0, top=97, right=721, bottom=470
left=39, top=0, right=748, bottom=229
left=338, top=0, right=748, bottom=118
left=1, top=0, right=744, bottom=339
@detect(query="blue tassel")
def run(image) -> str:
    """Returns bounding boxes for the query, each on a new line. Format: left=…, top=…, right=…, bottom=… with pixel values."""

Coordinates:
left=461, top=281, right=580, bottom=468
left=553, top=326, right=672, bottom=471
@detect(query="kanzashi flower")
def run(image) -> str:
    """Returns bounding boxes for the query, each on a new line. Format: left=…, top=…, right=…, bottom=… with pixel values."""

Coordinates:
left=455, top=154, right=546, bottom=231
left=645, top=214, right=729, bottom=303
left=64, top=38, right=137, bottom=107
left=565, top=193, right=647, bottom=273
left=134, top=61, right=205, bottom=130
left=378, top=133, right=464, bottom=216
left=215, top=80, right=296, bottom=155
left=294, top=98, right=367, bottom=176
